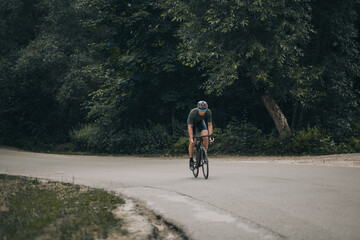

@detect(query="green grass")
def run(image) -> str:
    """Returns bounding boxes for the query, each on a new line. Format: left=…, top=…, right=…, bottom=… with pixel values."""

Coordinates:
left=0, top=174, right=126, bottom=240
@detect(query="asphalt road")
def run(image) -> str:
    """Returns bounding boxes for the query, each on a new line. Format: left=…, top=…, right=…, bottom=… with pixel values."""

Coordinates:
left=1, top=148, right=360, bottom=240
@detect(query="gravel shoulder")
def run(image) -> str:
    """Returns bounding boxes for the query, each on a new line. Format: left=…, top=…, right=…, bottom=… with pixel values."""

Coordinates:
left=211, top=153, right=360, bottom=168
left=114, top=197, right=187, bottom=240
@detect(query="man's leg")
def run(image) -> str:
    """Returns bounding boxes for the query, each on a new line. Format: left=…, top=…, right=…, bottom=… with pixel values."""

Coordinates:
left=198, top=120, right=209, bottom=151
left=188, top=124, right=196, bottom=170
left=201, top=129, right=209, bottom=150
left=188, top=140, right=196, bottom=158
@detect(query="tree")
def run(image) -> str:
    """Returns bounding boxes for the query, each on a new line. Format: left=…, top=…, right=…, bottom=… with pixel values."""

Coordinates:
left=301, top=0, right=360, bottom=138
left=164, top=0, right=316, bottom=137
left=83, top=0, right=205, bottom=133
left=0, top=0, right=44, bottom=143
left=0, top=0, right=96, bottom=146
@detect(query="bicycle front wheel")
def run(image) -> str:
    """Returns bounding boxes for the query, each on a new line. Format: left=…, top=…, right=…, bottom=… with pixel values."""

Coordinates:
left=192, top=150, right=199, bottom=178
left=192, top=164, right=199, bottom=178
left=201, top=148, right=209, bottom=179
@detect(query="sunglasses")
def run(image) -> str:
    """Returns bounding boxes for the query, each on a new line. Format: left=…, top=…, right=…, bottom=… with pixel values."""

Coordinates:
left=199, top=109, right=207, bottom=113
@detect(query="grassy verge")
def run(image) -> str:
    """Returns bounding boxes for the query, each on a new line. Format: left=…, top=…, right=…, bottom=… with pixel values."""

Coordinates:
left=0, top=174, right=126, bottom=240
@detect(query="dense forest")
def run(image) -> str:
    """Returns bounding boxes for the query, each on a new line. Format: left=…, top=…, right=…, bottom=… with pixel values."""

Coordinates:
left=1, top=0, right=360, bottom=155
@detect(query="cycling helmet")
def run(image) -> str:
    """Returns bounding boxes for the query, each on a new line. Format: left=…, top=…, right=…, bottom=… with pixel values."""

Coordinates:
left=197, top=100, right=208, bottom=110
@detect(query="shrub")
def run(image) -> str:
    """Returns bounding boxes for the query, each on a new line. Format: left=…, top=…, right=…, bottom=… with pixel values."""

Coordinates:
left=70, top=124, right=100, bottom=151
left=173, top=135, right=189, bottom=155
left=264, top=132, right=292, bottom=155
left=343, top=123, right=360, bottom=153
left=290, top=126, right=334, bottom=155
left=70, top=123, right=172, bottom=154
left=265, top=127, right=335, bottom=155
left=211, top=120, right=266, bottom=154
left=70, top=121, right=360, bottom=156
left=335, top=136, right=360, bottom=153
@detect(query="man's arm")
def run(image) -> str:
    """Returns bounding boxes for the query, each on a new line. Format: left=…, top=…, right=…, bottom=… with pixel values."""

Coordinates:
left=208, top=122, right=214, bottom=142
left=188, top=124, right=194, bottom=143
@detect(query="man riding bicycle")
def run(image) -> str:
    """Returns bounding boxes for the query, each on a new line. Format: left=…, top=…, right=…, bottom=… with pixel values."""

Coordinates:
left=187, top=101, right=214, bottom=170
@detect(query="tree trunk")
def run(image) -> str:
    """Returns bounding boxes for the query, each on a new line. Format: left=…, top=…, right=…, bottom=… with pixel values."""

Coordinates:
left=261, top=94, right=291, bottom=138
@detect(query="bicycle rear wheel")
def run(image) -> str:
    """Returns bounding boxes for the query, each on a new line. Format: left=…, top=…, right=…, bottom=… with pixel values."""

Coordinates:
left=201, top=148, right=209, bottom=179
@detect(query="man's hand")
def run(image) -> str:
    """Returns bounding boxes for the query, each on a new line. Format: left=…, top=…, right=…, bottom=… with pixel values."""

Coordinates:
left=209, top=134, right=215, bottom=143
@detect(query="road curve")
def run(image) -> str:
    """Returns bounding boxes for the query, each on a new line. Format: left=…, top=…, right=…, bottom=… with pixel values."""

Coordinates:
left=1, top=148, right=360, bottom=240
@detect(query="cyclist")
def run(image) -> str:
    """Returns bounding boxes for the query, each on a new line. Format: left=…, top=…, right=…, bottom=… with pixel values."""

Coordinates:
left=187, top=100, right=214, bottom=170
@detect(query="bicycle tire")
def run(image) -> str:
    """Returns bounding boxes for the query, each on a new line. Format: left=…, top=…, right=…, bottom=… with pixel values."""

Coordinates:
left=192, top=165, right=199, bottom=177
left=201, top=148, right=209, bottom=179
left=192, top=149, right=200, bottom=178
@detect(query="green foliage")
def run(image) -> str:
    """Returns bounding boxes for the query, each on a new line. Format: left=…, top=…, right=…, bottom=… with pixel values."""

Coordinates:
left=163, top=0, right=322, bottom=137
left=211, top=120, right=266, bottom=154
left=173, top=135, right=189, bottom=154
left=69, top=120, right=360, bottom=155
left=164, top=0, right=360, bottom=138
left=291, top=127, right=334, bottom=154
left=334, top=123, right=360, bottom=153
left=263, top=133, right=292, bottom=155
left=83, top=0, right=205, bottom=131
left=164, top=0, right=315, bottom=98
left=115, top=124, right=172, bottom=154
left=265, top=127, right=335, bottom=155
left=0, top=0, right=359, bottom=154
left=0, top=0, right=95, bottom=148
left=70, top=124, right=100, bottom=151
left=301, top=0, right=360, bottom=134
left=212, top=124, right=359, bottom=155
left=71, top=122, right=172, bottom=154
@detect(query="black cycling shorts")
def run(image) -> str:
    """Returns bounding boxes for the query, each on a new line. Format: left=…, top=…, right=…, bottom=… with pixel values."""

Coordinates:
left=189, top=120, right=208, bottom=136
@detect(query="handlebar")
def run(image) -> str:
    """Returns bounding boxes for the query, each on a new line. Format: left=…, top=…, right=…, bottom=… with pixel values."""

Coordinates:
left=193, top=134, right=214, bottom=140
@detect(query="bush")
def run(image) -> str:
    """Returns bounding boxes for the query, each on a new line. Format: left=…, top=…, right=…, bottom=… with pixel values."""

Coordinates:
left=264, top=132, right=292, bottom=155
left=343, top=123, right=360, bottom=153
left=113, top=124, right=172, bottom=154
left=290, top=127, right=334, bottom=155
left=70, top=121, right=360, bottom=156
left=70, top=123, right=172, bottom=154
left=70, top=124, right=100, bottom=151
left=172, top=135, right=189, bottom=155
left=265, top=127, right=335, bottom=155
left=335, top=136, right=360, bottom=153
left=211, top=120, right=266, bottom=154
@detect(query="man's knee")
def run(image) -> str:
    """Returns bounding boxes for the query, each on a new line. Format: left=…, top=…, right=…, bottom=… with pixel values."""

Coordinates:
left=201, top=130, right=208, bottom=138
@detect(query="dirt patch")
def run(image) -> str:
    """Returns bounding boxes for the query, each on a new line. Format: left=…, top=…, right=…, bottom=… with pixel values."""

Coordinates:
left=112, top=197, right=187, bottom=240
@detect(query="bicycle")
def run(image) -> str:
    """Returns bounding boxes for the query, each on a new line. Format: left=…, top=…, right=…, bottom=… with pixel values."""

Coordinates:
left=191, top=134, right=212, bottom=179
